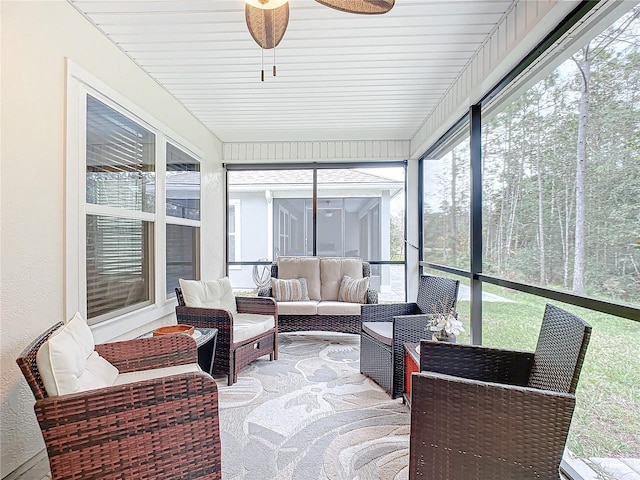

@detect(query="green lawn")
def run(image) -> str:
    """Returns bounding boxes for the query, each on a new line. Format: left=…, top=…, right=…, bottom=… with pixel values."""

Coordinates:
left=455, top=283, right=640, bottom=458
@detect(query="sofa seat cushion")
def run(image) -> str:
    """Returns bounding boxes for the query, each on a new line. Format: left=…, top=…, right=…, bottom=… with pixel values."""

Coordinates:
left=36, top=312, right=120, bottom=396
left=179, top=277, right=238, bottom=314
left=278, top=257, right=321, bottom=301
left=320, top=257, right=363, bottom=300
left=114, top=363, right=201, bottom=385
left=317, top=301, right=362, bottom=316
left=277, top=300, right=319, bottom=316
left=278, top=300, right=320, bottom=315
left=233, top=313, right=276, bottom=344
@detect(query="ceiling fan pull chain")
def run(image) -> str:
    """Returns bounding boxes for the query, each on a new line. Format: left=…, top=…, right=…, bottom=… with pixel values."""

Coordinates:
left=273, top=48, right=277, bottom=77
left=261, top=48, right=265, bottom=82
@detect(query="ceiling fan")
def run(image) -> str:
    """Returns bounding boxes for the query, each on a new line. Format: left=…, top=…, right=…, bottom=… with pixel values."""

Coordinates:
left=245, top=0, right=395, bottom=80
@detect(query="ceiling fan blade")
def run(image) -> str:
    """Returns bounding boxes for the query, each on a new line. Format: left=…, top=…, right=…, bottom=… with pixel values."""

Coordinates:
left=245, top=2, right=290, bottom=49
left=315, top=0, right=394, bottom=14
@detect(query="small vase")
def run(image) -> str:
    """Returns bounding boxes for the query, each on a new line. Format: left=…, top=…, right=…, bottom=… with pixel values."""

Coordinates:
left=432, top=334, right=456, bottom=343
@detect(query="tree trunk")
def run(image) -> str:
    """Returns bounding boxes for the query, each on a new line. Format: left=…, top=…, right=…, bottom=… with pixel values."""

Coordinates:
left=536, top=97, right=546, bottom=286
left=450, top=150, right=458, bottom=261
left=572, top=46, right=591, bottom=295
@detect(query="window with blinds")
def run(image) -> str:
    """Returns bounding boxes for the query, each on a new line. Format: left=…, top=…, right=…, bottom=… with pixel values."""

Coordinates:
left=166, top=143, right=200, bottom=220
left=165, top=143, right=201, bottom=294
left=166, top=224, right=200, bottom=294
left=85, top=96, right=155, bottom=323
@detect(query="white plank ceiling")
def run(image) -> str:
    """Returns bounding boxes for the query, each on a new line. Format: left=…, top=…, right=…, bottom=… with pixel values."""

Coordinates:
left=68, top=0, right=516, bottom=143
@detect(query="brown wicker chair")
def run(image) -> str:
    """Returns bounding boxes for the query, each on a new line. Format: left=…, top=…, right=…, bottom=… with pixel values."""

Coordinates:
left=16, top=322, right=222, bottom=480
left=360, top=275, right=460, bottom=398
left=176, top=288, right=278, bottom=386
left=409, top=303, right=592, bottom=479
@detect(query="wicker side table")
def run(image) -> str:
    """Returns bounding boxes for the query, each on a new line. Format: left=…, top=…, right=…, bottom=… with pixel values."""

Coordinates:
left=404, top=342, right=420, bottom=406
left=137, top=327, right=218, bottom=375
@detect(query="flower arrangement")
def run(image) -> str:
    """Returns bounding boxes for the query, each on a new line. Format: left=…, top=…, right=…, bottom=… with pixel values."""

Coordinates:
left=426, top=306, right=464, bottom=341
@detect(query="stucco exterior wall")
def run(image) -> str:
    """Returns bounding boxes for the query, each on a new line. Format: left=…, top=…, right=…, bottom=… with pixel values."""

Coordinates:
left=0, top=1, right=223, bottom=475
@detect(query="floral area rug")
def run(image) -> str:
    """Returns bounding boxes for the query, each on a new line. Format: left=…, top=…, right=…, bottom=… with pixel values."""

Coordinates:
left=215, top=333, right=410, bottom=480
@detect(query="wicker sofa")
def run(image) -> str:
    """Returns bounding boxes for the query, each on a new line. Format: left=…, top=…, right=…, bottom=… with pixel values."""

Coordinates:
left=258, top=256, right=378, bottom=334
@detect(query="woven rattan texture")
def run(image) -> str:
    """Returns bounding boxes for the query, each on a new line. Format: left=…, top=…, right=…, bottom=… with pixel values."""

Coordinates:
left=360, top=329, right=392, bottom=394
left=176, top=290, right=278, bottom=385
left=359, top=275, right=460, bottom=399
left=409, top=303, right=591, bottom=480
left=529, top=303, right=592, bottom=394
left=17, top=323, right=222, bottom=480
left=16, top=321, right=64, bottom=401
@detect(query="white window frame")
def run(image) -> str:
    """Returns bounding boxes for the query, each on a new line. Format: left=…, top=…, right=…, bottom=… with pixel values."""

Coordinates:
left=228, top=200, right=241, bottom=269
left=165, top=140, right=202, bottom=291
left=66, top=60, right=203, bottom=342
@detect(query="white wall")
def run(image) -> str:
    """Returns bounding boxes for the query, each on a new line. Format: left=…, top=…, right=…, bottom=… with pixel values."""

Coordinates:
left=0, top=1, right=223, bottom=476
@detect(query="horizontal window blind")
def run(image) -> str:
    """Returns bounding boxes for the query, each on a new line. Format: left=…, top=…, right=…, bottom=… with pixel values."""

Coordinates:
left=86, top=216, right=152, bottom=322
left=166, top=224, right=200, bottom=294
left=86, top=96, right=155, bottom=213
left=166, top=143, right=200, bottom=220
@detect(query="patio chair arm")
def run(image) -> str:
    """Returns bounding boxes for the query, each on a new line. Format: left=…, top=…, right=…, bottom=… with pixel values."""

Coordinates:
left=96, top=335, right=197, bottom=373
left=236, top=295, right=278, bottom=316
left=175, top=305, right=233, bottom=328
left=410, top=371, right=575, bottom=479
left=418, top=341, right=534, bottom=386
left=35, top=371, right=221, bottom=479
left=360, top=302, right=420, bottom=322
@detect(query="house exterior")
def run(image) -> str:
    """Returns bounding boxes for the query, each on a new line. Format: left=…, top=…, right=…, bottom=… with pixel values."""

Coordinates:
left=227, top=169, right=404, bottom=292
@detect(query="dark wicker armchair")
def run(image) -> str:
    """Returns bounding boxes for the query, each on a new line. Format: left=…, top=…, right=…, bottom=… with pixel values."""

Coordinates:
left=176, top=288, right=278, bottom=385
left=16, top=322, right=222, bottom=480
left=409, top=303, right=592, bottom=479
left=360, top=274, right=460, bottom=398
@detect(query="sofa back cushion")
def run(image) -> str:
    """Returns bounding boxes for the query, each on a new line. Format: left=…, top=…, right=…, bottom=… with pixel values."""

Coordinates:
left=320, top=257, right=363, bottom=301
left=277, top=257, right=321, bottom=300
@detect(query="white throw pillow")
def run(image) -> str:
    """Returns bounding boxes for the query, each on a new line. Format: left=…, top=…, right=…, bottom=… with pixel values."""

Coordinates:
left=179, top=277, right=238, bottom=314
left=36, top=312, right=119, bottom=396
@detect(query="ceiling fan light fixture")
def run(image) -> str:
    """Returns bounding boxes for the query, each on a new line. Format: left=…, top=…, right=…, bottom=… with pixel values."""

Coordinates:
left=246, top=1, right=289, bottom=50
left=246, top=0, right=288, bottom=10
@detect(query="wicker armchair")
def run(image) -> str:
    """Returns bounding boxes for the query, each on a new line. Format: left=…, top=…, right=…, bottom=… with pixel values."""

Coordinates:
left=16, top=322, right=222, bottom=480
left=176, top=288, right=278, bottom=385
left=360, top=275, right=460, bottom=398
left=409, top=303, right=592, bottom=479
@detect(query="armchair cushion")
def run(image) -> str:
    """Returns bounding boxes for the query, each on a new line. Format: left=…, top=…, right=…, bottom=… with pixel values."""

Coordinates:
left=36, top=312, right=119, bottom=396
left=271, top=277, right=310, bottom=301
left=179, top=277, right=237, bottom=314
left=233, top=313, right=276, bottom=343
left=338, top=275, right=369, bottom=303
left=114, top=363, right=201, bottom=385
